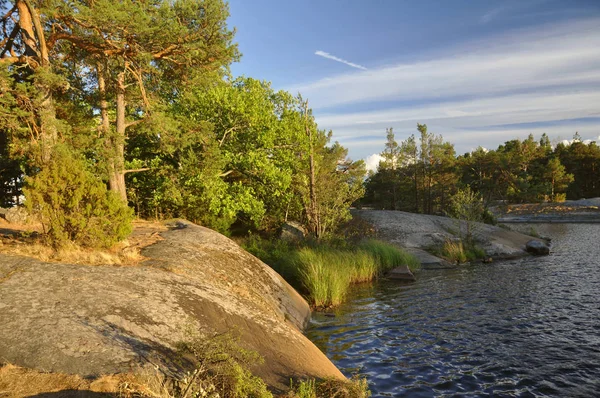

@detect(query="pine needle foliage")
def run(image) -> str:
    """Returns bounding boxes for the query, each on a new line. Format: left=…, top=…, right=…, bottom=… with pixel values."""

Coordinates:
left=24, top=146, right=133, bottom=248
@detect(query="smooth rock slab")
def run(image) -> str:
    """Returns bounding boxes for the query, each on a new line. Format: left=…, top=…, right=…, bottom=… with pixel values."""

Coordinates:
left=0, top=221, right=343, bottom=391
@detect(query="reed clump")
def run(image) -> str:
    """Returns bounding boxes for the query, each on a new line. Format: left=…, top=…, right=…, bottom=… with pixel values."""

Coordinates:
left=244, top=237, right=419, bottom=308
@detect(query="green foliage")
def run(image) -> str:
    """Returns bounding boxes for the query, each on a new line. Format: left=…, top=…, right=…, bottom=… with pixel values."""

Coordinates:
left=244, top=236, right=419, bottom=308
left=297, top=248, right=353, bottom=308
left=440, top=239, right=486, bottom=264
left=357, top=239, right=421, bottom=272
left=23, top=146, right=133, bottom=248
left=287, top=377, right=371, bottom=398
left=178, top=331, right=272, bottom=398
left=365, top=128, right=600, bottom=213
left=243, top=234, right=299, bottom=283
left=447, top=187, right=484, bottom=241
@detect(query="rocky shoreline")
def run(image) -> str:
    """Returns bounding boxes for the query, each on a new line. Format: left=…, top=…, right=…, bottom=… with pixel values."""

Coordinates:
left=494, top=197, right=600, bottom=223
left=352, top=210, right=547, bottom=269
left=0, top=221, right=344, bottom=392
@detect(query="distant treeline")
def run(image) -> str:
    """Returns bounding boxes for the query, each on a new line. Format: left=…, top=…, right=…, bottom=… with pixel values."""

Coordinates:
left=362, top=125, right=600, bottom=213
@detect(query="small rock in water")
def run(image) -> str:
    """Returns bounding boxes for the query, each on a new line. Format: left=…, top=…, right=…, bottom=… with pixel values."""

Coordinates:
left=387, top=265, right=416, bottom=281
left=526, top=240, right=550, bottom=255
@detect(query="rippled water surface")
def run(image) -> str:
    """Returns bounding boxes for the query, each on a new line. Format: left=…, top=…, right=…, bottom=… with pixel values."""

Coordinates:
left=306, top=224, right=600, bottom=397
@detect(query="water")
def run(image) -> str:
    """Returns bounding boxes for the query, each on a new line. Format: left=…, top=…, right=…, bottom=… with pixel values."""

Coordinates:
left=306, top=224, right=600, bottom=397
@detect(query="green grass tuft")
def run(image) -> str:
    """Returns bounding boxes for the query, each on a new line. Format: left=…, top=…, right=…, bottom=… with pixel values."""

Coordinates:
left=357, top=239, right=421, bottom=272
left=287, top=377, right=371, bottom=398
left=244, top=236, right=420, bottom=308
left=441, top=239, right=487, bottom=264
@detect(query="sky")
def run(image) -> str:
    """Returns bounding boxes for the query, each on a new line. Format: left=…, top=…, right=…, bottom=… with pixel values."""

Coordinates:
left=227, top=0, right=600, bottom=171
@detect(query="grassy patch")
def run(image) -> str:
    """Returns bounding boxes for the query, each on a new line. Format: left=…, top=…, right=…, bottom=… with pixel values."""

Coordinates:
left=0, top=220, right=165, bottom=266
left=357, top=239, right=421, bottom=273
left=243, top=237, right=419, bottom=308
left=440, top=239, right=486, bottom=264
left=286, top=377, right=371, bottom=398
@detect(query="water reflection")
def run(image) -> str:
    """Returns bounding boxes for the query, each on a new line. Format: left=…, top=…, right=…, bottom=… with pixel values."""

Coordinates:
left=306, top=224, right=600, bottom=397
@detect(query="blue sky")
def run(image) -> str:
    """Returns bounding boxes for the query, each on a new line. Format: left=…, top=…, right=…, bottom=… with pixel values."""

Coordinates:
left=227, top=0, right=600, bottom=169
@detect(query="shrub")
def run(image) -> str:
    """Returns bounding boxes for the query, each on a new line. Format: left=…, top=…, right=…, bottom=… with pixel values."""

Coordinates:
left=24, top=146, right=133, bottom=248
left=287, top=377, right=371, bottom=398
left=178, top=331, right=272, bottom=398
left=447, top=187, right=484, bottom=240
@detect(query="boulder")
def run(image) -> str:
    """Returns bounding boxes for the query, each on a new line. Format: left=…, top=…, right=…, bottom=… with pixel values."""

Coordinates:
left=280, top=221, right=306, bottom=242
left=525, top=239, right=550, bottom=255
left=0, top=221, right=344, bottom=391
left=4, top=206, right=29, bottom=224
left=386, top=265, right=416, bottom=281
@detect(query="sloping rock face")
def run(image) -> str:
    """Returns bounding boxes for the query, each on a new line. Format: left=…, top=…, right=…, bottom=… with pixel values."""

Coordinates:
left=353, top=210, right=545, bottom=265
left=0, top=221, right=343, bottom=391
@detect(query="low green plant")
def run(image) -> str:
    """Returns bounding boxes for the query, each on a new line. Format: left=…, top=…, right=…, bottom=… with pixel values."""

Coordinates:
left=297, top=248, right=352, bottom=308
left=177, top=331, right=273, bottom=398
left=289, top=378, right=317, bottom=398
left=465, top=245, right=486, bottom=261
left=440, top=239, right=486, bottom=264
left=243, top=234, right=300, bottom=284
left=441, top=239, right=467, bottom=264
left=287, top=377, right=371, bottom=398
left=244, top=236, right=420, bottom=308
left=528, top=226, right=541, bottom=238
left=24, top=146, right=133, bottom=248
left=357, top=239, right=421, bottom=272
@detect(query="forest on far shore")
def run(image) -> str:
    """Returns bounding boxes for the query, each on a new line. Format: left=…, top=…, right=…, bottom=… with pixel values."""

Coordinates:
left=361, top=127, right=600, bottom=215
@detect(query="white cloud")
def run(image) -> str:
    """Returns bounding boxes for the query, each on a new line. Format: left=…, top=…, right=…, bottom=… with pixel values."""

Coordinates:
left=480, top=7, right=504, bottom=24
left=364, top=154, right=383, bottom=172
left=287, top=17, right=600, bottom=159
left=294, top=18, right=600, bottom=110
left=315, top=50, right=367, bottom=70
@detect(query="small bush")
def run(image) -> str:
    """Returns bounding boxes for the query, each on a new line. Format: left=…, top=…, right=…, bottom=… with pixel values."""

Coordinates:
left=243, top=234, right=300, bottom=285
left=287, top=377, right=371, bottom=398
left=24, top=146, right=133, bottom=248
left=178, top=331, right=273, bottom=398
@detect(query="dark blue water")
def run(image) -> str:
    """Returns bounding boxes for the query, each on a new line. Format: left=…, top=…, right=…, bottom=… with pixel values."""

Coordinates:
left=306, top=224, right=600, bottom=397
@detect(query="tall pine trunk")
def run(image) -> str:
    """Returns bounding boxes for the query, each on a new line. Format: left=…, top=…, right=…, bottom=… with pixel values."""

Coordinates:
left=16, top=0, right=57, bottom=163
left=108, top=68, right=127, bottom=202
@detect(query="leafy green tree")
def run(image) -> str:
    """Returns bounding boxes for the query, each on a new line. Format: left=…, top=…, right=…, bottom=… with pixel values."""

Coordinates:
left=543, top=157, right=573, bottom=202
left=447, top=186, right=483, bottom=242
left=35, top=0, right=239, bottom=201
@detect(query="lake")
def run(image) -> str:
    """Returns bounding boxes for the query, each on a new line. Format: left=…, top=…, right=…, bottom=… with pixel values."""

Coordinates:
left=306, top=224, right=600, bottom=397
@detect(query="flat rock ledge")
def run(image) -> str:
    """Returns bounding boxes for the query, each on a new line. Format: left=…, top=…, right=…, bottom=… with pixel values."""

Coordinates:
left=353, top=210, right=543, bottom=268
left=0, top=221, right=343, bottom=391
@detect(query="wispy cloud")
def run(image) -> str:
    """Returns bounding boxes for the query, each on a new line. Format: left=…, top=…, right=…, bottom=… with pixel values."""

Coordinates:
left=480, top=7, right=504, bottom=24
left=315, top=50, right=367, bottom=70
left=290, top=18, right=600, bottom=160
